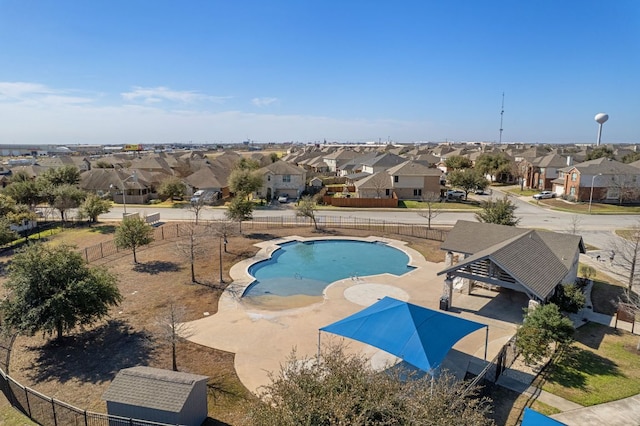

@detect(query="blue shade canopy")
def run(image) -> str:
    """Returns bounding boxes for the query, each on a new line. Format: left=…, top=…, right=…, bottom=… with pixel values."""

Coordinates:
left=320, top=297, right=487, bottom=372
left=522, top=408, right=566, bottom=425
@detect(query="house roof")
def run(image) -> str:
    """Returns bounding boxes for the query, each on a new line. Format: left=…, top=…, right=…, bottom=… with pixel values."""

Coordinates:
left=354, top=171, right=392, bottom=189
left=438, top=221, right=585, bottom=300
left=534, top=153, right=569, bottom=168
left=387, top=160, right=442, bottom=177
left=258, top=161, right=305, bottom=176
left=560, top=157, right=640, bottom=176
left=360, top=153, right=405, bottom=168
left=102, top=366, right=208, bottom=413
left=185, top=166, right=224, bottom=189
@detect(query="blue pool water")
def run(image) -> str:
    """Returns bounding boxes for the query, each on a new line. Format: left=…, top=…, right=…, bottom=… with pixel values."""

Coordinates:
left=243, top=240, right=415, bottom=298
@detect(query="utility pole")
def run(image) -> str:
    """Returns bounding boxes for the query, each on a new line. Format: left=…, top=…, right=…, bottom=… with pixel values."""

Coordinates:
left=499, top=92, right=505, bottom=143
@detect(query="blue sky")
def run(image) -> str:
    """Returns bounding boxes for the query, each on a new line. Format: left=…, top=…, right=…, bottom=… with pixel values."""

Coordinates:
left=0, top=0, right=638, bottom=145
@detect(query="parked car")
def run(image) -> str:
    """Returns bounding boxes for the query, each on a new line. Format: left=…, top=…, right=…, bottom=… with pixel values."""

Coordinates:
left=278, top=194, right=289, bottom=203
left=446, top=190, right=466, bottom=200
left=532, top=191, right=556, bottom=200
left=190, top=189, right=219, bottom=205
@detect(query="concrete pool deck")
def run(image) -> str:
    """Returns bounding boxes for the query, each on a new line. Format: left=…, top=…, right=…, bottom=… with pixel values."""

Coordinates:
left=184, top=236, right=526, bottom=394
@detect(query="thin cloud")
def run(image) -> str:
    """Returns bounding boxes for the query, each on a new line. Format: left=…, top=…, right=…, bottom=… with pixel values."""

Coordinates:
left=121, top=86, right=230, bottom=104
left=0, top=82, right=94, bottom=105
left=252, top=97, right=278, bottom=107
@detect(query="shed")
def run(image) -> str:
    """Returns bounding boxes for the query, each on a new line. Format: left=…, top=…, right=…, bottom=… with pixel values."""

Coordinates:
left=102, top=366, right=208, bottom=426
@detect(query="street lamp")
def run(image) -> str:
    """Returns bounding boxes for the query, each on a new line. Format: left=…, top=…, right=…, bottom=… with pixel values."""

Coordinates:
left=110, top=171, right=138, bottom=216
left=588, top=173, right=602, bottom=214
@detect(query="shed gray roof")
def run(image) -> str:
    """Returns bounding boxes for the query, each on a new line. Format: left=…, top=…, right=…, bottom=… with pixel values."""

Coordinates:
left=102, top=366, right=208, bottom=413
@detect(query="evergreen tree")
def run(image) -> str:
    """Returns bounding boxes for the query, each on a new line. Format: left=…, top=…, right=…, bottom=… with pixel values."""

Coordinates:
left=1, top=243, right=121, bottom=341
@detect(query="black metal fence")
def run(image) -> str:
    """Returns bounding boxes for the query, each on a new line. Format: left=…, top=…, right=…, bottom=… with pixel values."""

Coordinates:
left=80, top=217, right=447, bottom=263
left=243, top=215, right=448, bottom=241
left=464, top=334, right=519, bottom=395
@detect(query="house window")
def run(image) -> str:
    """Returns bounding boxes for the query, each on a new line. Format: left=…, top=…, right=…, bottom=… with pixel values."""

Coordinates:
left=283, top=175, right=291, bottom=183
left=413, top=189, right=422, bottom=196
left=267, top=176, right=271, bottom=181
left=385, top=189, right=390, bottom=196
left=571, top=172, right=577, bottom=181
left=394, top=176, right=399, bottom=183
left=569, top=187, right=576, bottom=196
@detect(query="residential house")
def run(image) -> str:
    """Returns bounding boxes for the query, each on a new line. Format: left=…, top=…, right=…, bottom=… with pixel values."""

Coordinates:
left=323, top=149, right=360, bottom=174
left=387, top=160, right=443, bottom=200
left=520, top=153, right=571, bottom=190
left=360, top=153, right=406, bottom=175
left=438, top=220, right=585, bottom=307
left=555, top=158, right=640, bottom=203
left=255, top=161, right=306, bottom=201
left=80, top=168, right=152, bottom=204
left=354, top=171, right=394, bottom=198
left=184, top=166, right=227, bottom=198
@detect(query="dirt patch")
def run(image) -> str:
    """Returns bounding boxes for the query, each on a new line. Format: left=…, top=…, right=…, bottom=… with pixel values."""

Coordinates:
left=5, top=224, right=445, bottom=424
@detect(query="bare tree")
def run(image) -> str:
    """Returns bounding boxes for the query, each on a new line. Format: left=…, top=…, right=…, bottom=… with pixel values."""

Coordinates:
left=611, top=176, right=640, bottom=205
left=295, top=195, right=319, bottom=230
left=154, top=301, right=193, bottom=371
left=610, top=222, right=640, bottom=292
left=187, top=196, right=206, bottom=225
left=174, top=222, right=210, bottom=283
left=566, top=215, right=582, bottom=235
left=368, top=172, right=392, bottom=198
left=209, top=220, right=236, bottom=284
left=417, top=192, right=441, bottom=230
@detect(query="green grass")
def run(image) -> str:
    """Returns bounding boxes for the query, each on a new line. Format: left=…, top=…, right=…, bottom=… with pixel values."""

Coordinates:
left=537, top=199, right=640, bottom=214
left=540, top=323, right=640, bottom=406
left=506, top=188, right=539, bottom=197
left=529, top=400, right=562, bottom=416
left=0, top=405, right=37, bottom=425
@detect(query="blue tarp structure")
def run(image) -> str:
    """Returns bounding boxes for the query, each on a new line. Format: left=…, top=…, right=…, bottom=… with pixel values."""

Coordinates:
left=319, top=297, right=488, bottom=372
left=522, top=407, right=566, bottom=425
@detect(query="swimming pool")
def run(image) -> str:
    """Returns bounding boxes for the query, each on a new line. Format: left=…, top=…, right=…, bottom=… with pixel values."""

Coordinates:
left=242, top=239, right=415, bottom=299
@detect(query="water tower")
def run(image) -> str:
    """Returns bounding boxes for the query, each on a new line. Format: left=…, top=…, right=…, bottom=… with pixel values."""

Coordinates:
left=594, top=113, right=609, bottom=146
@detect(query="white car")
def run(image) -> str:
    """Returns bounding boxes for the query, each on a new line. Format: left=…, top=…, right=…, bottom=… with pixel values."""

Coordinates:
left=446, top=190, right=465, bottom=200
left=278, top=194, right=289, bottom=203
left=532, top=191, right=556, bottom=200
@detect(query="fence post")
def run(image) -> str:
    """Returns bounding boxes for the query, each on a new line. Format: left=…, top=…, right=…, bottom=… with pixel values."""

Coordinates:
left=100, top=243, right=104, bottom=259
left=52, top=398, right=58, bottom=426
left=162, top=226, right=165, bottom=240
left=84, top=248, right=89, bottom=263
left=24, top=387, right=32, bottom=417
left=84, top=410, right=89, bottom=426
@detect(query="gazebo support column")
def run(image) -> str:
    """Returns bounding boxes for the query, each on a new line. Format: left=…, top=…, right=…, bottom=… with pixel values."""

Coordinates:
left=445, top=251, right=453, bottom=267
left=443, top=277, right=453, bottom=309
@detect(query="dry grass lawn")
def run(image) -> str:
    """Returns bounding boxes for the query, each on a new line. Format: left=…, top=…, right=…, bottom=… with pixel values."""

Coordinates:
left=0, top=222, right=445, bottom=425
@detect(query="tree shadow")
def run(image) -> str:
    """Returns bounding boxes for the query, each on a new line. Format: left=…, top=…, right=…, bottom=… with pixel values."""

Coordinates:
left=591, top=279, right=625, bottom=315
left=133, top=260, right=182, bottom=275
left=245, top=232, right=278, bottom=240
left=88, top=225, right=117, bottom=234
left=25, top=319, right=155, bottom=384
left=542, top=345, right=622, bottom=391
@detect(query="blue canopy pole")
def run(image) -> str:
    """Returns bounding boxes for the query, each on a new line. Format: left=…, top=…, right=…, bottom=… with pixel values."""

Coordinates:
left=317, top=330, right=321, bottom=362
left=484, top=327, right=488, bottom=360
